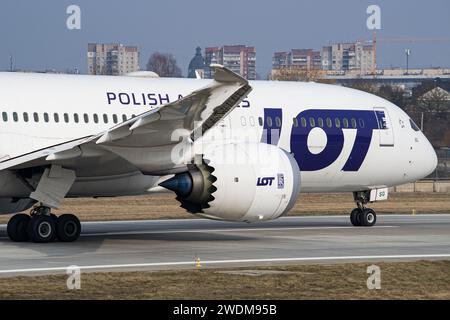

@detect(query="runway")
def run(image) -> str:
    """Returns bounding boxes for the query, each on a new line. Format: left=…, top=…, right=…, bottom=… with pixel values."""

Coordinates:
left=0, top=214, right=449, bottom=276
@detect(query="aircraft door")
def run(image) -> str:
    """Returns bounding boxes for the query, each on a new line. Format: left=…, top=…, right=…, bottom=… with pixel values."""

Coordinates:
left=374, top=107, right=395, bottom=147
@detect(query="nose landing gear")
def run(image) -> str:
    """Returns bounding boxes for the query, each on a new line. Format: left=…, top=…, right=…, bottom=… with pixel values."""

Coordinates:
left=350, top=191, right=377, bottom=227
left=350, top=207, right=377, bottom=227
left=6, top=205, right=81, bottom=243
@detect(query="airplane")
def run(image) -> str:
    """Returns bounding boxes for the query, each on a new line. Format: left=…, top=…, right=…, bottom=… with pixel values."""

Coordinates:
left=0, top=65, right=437, bottom=243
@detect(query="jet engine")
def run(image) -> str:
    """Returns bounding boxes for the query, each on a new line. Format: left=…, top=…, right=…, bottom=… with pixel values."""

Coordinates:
left=160, top=143, right=301, bottom=222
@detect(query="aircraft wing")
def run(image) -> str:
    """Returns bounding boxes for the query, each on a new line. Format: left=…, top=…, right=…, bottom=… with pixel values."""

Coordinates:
left=0, top=65, right=252, bottom=172
left=93, top=64, right=251, bottom=147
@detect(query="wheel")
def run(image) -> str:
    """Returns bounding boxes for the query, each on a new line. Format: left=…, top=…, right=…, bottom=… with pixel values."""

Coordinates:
left=27, top=215, right=56, bottom=243
left=350, top=208, right=362, bottom=226
left=360, top=208, right=377, bottom=227
left=56, top=214, right=81, bottom=242
left=7, top=214, right=30, bottom=242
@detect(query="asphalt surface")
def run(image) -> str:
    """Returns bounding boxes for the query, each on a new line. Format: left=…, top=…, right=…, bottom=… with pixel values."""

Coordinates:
left=0, top=214, right=449, bottom=276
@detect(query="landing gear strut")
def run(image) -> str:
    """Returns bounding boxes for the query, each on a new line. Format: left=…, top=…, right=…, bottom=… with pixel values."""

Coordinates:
left=350, top=191, right=377, bottom=227
left=7, top=205, right=81, bottom=243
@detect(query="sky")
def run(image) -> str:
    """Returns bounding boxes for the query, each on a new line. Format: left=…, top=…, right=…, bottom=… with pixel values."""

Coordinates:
left=0, top=0, right=449, bottom=77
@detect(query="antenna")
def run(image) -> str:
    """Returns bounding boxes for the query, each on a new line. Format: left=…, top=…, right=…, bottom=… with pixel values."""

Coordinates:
left=9, top=54, right=13, bottom=72
left=405, top=49, right=411, bottom=75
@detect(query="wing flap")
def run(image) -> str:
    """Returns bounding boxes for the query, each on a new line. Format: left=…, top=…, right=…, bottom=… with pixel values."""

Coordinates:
left=0, top=137, right=93, bottom=171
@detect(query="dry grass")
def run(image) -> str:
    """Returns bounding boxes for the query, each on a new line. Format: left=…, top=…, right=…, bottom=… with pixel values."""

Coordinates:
left=0, top=261, right=449, bottom=299
left=0, top=192, right=449, bottom=224
left=289, top=192, right=450, bottom=216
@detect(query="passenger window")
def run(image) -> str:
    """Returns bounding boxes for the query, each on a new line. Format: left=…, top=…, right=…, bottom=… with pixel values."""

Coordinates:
left=326, top=117, right=332, bottom=128
left=343, top=118, right=349, bottom=128
left=241, top=116, right=246, bottom=126
left=318, top=117, right=324, bottom=128
left=266, top=116, right=273, bottom=127
left=275, top=116, right=282, bottom=127
left=33, top=112, right=39, bottom=122
left=54, top=113, right=59, bottom=123
left=122, top=114, right=127, bottom=122
left=93, top=114, right=99, bottom=124
left=335, top=118, right=341, bottom=128
left=113, top=114, right=118, bottom=124
left=64, top=113, right=69, bottom=123
left=249, top=116, right=255, bottom=127
left=23, top=112, right=29, bottom=122
left=13, top=112, right=18, bottom=122
left=44, top=113, right=49, bottom=123
left=351, top=118, right=357, bottom=128
left=359, top=118, right=365, bottom=128
left=84, top=114, right=89, bottom=123
left=293, top=118, right=299, bottom=128
left=2, top=112, right=7, bottom=122
left=258, top=117, right=263, bottom=126
left=103, top=114, right=109, bottom=124
left=301, top=117, right=307, bottom=127
left=73, top=114, right=79, bottom=123
left=309, top=117, right=315, bottom=127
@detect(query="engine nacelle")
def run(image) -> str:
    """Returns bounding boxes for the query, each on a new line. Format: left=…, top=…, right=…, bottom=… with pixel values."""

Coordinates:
left=160, top=143, right=301, bottom=222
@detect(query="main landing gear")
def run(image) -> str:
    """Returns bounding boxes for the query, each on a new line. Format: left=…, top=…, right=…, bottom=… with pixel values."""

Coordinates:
left=7, top=205, right=81, bottom=243
left=350, top=191, right=377, bottom=227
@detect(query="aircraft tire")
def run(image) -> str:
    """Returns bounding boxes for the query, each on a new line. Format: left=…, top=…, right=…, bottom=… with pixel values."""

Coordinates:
left=28, top=215, right=56, bottom=243
left=350, top=208, right=362, bottom=226
left=56, top=214, right=81, bottom=242
left=7, top=214, right=30, bottom=242
left=360, top=208, right=377, bottom=227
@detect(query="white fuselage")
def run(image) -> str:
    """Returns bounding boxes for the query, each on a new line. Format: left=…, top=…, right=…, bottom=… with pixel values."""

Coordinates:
left=0, top=72, right=437, bottom=198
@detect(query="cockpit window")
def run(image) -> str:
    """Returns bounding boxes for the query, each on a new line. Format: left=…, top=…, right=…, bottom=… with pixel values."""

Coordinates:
left=409, top=119, right=420, bottom=132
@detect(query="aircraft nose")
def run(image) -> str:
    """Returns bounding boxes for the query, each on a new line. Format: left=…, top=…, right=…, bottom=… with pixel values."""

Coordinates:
left=429, top=142, right=438, bottom=174
left=420, top=137, right=438, bottom=178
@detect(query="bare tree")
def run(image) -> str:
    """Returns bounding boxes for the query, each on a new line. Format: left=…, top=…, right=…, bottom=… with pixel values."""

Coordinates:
left=408, top=83, right=450, bottom=149
left=377, top=85, right=406, bottom=109
left=345, top=79, right=378, bottom=94
left=146, top=52, right=182, bottom=78
left=269, top=67, right=333, bottom=83
left=417, top=87, right=450, bottom=112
